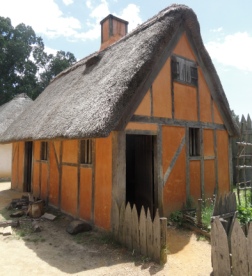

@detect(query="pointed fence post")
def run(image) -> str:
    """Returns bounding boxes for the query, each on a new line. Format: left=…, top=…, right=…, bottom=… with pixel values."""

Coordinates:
left=160, top=217, right=167, bottom=265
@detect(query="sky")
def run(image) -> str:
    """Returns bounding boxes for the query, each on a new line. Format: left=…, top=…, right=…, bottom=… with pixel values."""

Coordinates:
left=0, top=0, right=251, bottom=118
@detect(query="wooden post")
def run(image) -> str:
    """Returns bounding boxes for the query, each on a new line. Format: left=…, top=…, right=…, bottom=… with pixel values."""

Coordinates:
left=160, top=217, right=167, bottom=265
left=197, top=199, right=202, bottom=226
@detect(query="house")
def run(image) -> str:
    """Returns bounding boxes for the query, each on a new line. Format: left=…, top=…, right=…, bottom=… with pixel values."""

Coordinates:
left=0, top=94, right=33, bottom=182
left=0, top=5, right=239, bottom=230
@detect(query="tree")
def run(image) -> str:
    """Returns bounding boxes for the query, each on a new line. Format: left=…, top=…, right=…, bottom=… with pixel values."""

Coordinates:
left=39, top=50, right=76, bottom=91
left=0, top=16, right=76, bottom=105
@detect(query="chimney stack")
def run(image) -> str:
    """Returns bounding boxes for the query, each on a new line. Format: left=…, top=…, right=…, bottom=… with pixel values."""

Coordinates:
left=100, top=14, right=128, bottom=51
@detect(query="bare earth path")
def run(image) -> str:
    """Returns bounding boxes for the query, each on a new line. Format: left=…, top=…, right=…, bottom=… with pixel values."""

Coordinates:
left=0, top=182, right=212, bottom=275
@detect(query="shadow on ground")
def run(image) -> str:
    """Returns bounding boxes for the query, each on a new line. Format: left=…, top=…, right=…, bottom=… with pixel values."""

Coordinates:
left=0, top=183, right=193, bottom=275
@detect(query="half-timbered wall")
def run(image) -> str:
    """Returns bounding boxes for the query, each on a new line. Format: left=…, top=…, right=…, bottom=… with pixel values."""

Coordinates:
left=127, top=32, right=232, bottom=217
left=31, top=136, right=113, bottom=230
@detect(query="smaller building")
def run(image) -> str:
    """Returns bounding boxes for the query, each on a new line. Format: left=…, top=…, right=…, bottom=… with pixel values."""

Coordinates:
left=0, top=94, right=33, bottom=181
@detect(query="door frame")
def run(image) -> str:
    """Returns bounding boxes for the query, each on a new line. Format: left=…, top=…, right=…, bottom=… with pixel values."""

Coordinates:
left=24, top=141, right=33, bottom=192
left=125, top=133, right=158, bottom=217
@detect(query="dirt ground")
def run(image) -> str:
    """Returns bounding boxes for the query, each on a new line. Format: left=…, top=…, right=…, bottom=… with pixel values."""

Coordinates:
left=0, top=182, right=213, bottom=275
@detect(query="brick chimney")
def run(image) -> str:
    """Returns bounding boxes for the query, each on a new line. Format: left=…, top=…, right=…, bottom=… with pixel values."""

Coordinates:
left=100, top=14, right=128, bottom=51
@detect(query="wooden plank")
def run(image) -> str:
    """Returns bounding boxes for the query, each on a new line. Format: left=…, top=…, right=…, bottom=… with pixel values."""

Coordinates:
left=132, top=204, right=140, bottom=253
left=139, top=206, right=147, bottom=256
left=124, top=203, right=132, bottom=250
left=160, top=217, right=167, bottom=265
left=211, top=218, right=231, bottom=276
left=247, top=224, right=252, bottom=275
left=153, top=209, right=161, bottom=263
left=0, top=220, right=19, bottom=228
left=146, top=208, right=154, bottom=259
left=130, top=115, right=226, bottom=130
left=231, top=219, right=249, bottom=276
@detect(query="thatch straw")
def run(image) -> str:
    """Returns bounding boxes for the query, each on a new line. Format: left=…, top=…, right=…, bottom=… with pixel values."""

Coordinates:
left=0, top=94, right=33, bottom=137
left=0, top=4, right=239, bottom=143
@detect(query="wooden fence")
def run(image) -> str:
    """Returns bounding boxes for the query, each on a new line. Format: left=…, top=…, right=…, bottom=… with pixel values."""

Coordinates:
left=111, top=203, right=167, bottom=264
left=211, top=193, right=252, bottom=275
left=232, top=114, right=252, bottom=188
left=212, top=218, right=252, bottom=276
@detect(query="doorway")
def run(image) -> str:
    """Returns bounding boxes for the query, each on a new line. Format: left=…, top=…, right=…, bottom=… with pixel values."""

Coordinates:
left=126, top=134, right=157, bottom=218
left=24, top=142, right=33, bottom=192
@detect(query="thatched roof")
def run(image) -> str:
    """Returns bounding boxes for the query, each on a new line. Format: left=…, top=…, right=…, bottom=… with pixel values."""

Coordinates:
left=0, top=94, right=33, bottom=137
left=0, top=4, right=239, bottom=142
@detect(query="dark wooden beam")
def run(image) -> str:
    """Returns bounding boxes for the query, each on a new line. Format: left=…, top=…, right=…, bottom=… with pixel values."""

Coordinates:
left=130, top=115, right=226, bottom=130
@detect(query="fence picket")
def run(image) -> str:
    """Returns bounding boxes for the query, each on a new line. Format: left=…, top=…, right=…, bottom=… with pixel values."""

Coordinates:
left=231, top=219, right=249, bottom=276
left=146, top=208, right=153, bottom=258
left=132, top=204, right=140, bottom=253
left=139, top=206, right=147, bottom=256
left=248, top=224, right=252, bottom=275
left=211, top=218, right=231, bottom=276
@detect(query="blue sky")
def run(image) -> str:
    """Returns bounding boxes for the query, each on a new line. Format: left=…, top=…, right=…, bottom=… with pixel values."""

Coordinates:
left=1, top=0, right=252, bottom=118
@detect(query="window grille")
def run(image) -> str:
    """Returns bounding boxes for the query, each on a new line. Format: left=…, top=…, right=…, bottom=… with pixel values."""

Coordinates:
left=189, top=128, right=200, bottom=156
left=41, top=142, right=48, bottom=160
left=80, top=139, right=92, bottom=164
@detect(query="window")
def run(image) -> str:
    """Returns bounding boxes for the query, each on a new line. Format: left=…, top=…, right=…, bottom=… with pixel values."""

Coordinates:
left=41, top=142, right=48, bottom=160
left=171, top=56, right=198, bottom=86
left=189, top=128, right=200, bottom=156
left=80, top=139, right=92, bottom=164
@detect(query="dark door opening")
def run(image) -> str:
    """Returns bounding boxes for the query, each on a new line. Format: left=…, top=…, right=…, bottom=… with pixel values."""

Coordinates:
left=24, top=142, right=33, bottom=192
left=126, top=134, right=156, bottom=218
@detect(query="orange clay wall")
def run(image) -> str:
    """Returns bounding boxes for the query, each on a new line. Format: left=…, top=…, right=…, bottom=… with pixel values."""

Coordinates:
left=31, top=139, right=94, bottom=221
left=129, top=32, right=231, bottom=216
left=28, top=137, right=113, bottom=230
left=217, top=130, right=230, bottom=195
left=11, top=142, right=25, bottom=191
left=94, top=135, right=113, bottom=230
left=162, top=126, right=186, bottom=217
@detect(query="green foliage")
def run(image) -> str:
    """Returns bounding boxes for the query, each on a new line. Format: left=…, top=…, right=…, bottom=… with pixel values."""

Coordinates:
left=0, top=16, right=76, bottom=105
left=234, top=189, right=252, bottom=225
left=201, top=205, right=213, bottom=230
left=169, top=210, right=183, bottom=226
left=39, top=50, right=76, bottom=90
left=237, top=205, right=252, bottom=225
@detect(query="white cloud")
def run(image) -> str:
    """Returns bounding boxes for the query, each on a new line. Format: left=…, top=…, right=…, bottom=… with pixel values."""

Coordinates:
left=118, top=4, right=142, bottom=31
left=90, top=0, right=109, bottom=22
left=206, top=32, right=252, bottom=72
left=62, top=0, right=74, bottom=6
left=0, top=0, right=142, bottom=43
left=44, top=46, right=58, bottom=56
left=0, top=0, right=81, bottom=38
left=77, top=0, right=110, bottom=41
left=210, top=27, right=223, bottom=33
left=86, top=0, right=93, bottom=9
